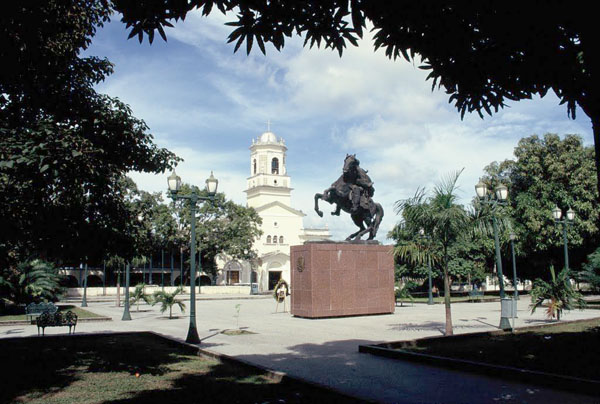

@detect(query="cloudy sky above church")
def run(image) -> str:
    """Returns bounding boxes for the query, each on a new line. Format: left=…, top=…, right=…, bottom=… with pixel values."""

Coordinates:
left=88, top=11, right=593, bottom=241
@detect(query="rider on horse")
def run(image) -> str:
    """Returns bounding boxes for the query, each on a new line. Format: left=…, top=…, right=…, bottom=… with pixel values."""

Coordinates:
left=343, top=155, right=374, bottom=213
left=314, top=154, right=384, bottom=241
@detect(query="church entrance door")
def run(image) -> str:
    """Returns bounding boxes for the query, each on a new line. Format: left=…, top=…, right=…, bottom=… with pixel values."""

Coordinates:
left=227, top=271, right=240, bottom=285
left=268, top=271, right=282, bottom=290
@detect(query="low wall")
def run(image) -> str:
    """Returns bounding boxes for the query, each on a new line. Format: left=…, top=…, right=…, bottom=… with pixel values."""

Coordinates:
left=66, top=285, right=251, bottom=297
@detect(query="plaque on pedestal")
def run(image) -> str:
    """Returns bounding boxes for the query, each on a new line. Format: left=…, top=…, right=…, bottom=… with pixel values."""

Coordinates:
left=290, top=242, right=395, bottom=318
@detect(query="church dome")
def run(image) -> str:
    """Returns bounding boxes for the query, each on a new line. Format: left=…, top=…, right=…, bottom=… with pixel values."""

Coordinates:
left=259, top=131, right=278, bottom=143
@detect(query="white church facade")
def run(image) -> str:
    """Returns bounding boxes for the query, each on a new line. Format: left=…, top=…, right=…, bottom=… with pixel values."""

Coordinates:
left=215, top=130, right=330, bottom=292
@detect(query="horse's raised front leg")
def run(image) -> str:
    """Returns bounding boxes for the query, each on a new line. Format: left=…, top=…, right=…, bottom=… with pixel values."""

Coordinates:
left=331, top=204, right=341, bottom=216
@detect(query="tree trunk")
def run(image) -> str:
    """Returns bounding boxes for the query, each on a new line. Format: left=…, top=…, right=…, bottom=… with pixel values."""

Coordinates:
left=169, top=305, right=172, bottom=319
left=443, top=256, right=453, bottom=336
left=591, top=114, right=600, bottom=199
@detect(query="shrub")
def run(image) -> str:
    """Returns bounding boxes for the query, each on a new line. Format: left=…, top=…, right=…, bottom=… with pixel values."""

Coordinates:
left=530, top=266, right=585, bottom=321
left=0, top=259, right=64, bottom=306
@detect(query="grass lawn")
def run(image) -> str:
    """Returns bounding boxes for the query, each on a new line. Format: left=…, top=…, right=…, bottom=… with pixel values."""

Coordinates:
left=0, top=333, right=360, bottom=404
left=395, top=318, right=600, bottom=380
left=0, top=305, right=104, bottom=321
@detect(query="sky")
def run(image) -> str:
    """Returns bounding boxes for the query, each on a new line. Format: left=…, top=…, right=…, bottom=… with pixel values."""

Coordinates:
left=87, top=11, right=593, bottom=242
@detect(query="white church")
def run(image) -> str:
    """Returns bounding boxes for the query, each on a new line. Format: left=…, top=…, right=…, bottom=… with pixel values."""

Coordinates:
left=215, top=130, right=330, bottom=292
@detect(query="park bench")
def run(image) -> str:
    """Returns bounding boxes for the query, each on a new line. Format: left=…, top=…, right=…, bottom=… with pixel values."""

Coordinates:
left=468, top=290, right=485, bottom=302
left=36, top=311, right=78, bottom=336
left=25, top=302, right=58, bottom=322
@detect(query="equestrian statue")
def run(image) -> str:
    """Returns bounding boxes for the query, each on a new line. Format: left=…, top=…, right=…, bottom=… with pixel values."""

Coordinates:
left=314, top=154, right=384, bottom=241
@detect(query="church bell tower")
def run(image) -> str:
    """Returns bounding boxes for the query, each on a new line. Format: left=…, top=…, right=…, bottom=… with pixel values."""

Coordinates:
left=245, top=130, right=292, bottom=208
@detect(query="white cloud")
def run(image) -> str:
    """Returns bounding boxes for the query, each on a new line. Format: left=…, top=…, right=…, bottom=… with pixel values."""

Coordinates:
left=91, top=12, right=593, bottom=243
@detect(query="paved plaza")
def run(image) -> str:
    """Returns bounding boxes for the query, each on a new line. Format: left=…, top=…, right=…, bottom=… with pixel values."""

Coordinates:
left=2, top=296, right=599, bottom=403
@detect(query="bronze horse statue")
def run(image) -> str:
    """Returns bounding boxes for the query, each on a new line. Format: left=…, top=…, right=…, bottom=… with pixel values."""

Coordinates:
left=314, top=154, right=384, bottom=241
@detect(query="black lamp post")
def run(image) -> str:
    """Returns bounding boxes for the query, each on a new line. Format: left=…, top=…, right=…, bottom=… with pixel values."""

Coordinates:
left=81, top=263, right=88, bottom=307
left=168, top=170, right=218, bottom=344
left=122, top=263, right=132, bottom=321
left=509, top=231, right=519, bottom=300
left=475, top=180, right=512, bottom=330
left=553, top=206, right=575, bottom=271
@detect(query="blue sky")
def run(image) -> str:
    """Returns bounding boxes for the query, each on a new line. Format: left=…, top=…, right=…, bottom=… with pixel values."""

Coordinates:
left=88, top=11, right=593, bottom=241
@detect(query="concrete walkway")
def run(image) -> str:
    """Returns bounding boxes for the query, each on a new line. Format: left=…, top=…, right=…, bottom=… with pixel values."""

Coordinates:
left=2, top=297, right=598, bottom=403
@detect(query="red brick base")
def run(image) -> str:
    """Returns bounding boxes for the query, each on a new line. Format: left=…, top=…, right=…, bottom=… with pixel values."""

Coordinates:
left=290, top=243, right=395, bottom=318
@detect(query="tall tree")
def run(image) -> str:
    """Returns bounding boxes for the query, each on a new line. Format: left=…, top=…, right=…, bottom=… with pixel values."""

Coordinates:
left=173, top=184, right=262, bottom=277
left=484, top=134, right=600, bottom=279
left=112, top=2, right=600, bottom=195
left=393, top=170, right=470, bottom=335
left=0, top=1, right=179, bottom=269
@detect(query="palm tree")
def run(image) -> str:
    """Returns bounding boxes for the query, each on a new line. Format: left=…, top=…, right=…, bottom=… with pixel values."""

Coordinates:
left=531, top=266, right=585, bottom=321
left=152, top=287, right=185, bottom=319
left=130, top=283, right=152, bottom=311
left=0, top=259, right=63, bottom=305
left=393, top=170, right=469, bottom=335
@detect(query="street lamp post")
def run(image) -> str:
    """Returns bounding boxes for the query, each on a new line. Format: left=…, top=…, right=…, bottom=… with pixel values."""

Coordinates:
left=475, top=180, right=512, bottom=330
left=553, top=206, right=575, bottom=271
left=122, top=263, right=132, bottom=320
left=418, top=228, right=434, bottom=305
left=81, top=263, right=88, bottom=307
left=168, top=170, right=218, bottom=344
left=509, top=232, right=519, bottom=300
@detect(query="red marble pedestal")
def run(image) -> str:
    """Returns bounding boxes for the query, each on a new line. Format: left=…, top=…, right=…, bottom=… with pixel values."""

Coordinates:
left=290, top=242, right=395, bottom=318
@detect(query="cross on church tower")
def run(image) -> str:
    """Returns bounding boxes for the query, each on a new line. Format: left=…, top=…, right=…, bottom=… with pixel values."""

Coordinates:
left=267, top=119, right=272, bottom=132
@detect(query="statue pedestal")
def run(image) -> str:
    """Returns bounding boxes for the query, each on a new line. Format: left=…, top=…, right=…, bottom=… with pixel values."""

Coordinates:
left=290, top=242, right=395, bottom=318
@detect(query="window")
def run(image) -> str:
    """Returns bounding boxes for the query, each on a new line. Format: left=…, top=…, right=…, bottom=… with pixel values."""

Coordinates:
left=253, top=159, right=257, bottom=174
left=274, top=179, right=278, bottom=186
left=271, top=157, right=279, bottom=174
left=279, top=236, right=284, bottom=244
left=273, top=235, right=277, bottom=244
left=267, top=235, right=272, bottom=243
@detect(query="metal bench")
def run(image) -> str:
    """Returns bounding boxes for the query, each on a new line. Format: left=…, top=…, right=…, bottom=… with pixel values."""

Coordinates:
left=468, top=290, right=485, bottom=302
left=36, top=311, right=78, bottom=336
left=25, top=302, right=58, bottom=322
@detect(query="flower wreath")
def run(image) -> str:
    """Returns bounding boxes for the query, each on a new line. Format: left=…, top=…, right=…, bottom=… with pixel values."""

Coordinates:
left=272, top=279, right=290, bottom=301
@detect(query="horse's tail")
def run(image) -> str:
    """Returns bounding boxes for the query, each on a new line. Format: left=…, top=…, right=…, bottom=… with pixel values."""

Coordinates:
left=373, top=203, right=384, bottom=236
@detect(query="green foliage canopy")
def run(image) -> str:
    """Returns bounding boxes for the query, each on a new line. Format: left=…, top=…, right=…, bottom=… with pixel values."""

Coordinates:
left=172, top=184, right=262, bottom=276
left=0, top=1, right=179, bottom=269
left=484, top=134, right=600, bottom=278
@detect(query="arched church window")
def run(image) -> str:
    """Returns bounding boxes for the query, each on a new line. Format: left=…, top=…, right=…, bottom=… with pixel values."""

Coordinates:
left=271, top=158, right=279, bottom=174
left=253, top=159, right=257, bottom=174
left=267, top=236, right=271, bottom=243
left=273, top=235, right=277, bottom=243
left=279, top=236, right=284, bottom=244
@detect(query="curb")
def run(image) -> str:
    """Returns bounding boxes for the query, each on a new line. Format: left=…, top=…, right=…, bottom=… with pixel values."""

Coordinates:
left=359, top=318, right=600, bottom=397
